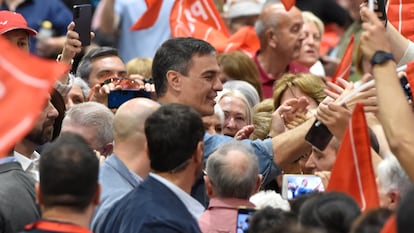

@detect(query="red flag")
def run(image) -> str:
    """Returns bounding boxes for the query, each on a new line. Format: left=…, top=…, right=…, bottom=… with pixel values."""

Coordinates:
left=0, top=36, right=68, bottom=157
left=331, top=34, right=354, bottom=83
left=326, top=103, right=379, bottom=211
left=405, top=61, right=414, bottom=101
left=130, top=0, right=163, bottom=31
left=387, top=0, right=414, bottom=42
left=380, top=215, right=397, bottom=233
left=169, top=0, right=260, bottom=56
left=281, top=0, right=296, bottom=11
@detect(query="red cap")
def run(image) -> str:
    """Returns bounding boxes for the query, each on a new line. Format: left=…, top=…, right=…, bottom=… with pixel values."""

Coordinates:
left=0, top=11, right=37, bottom=35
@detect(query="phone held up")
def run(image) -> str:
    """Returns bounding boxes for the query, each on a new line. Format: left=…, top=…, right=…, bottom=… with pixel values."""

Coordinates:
left=107, top=89, right=152, bottom=109
left=281, top=174, right=325, bottom=200
left=73, top=3, right=92, bottom=46
left=236, top=207, right=256, bottom=233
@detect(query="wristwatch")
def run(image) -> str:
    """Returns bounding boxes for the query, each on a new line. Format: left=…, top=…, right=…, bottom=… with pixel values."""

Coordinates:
left=370, top=50, right=394, bottom=66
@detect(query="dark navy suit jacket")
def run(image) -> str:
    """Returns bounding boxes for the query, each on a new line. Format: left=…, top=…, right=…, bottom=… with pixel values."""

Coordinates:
left=101, top=175, right=202, bottom=233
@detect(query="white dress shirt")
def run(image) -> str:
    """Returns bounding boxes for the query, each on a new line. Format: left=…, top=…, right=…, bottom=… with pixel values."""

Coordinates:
left=14, top=151, right=40, bottom=181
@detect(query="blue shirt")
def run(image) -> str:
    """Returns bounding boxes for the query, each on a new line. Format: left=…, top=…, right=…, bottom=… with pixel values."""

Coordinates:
left=1, top=0, right=72, bottom=54
left=91, top=154, right=142, bottom=233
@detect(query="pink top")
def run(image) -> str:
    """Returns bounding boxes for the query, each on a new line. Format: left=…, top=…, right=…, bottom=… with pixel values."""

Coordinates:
left=198, top=197, right=255, bottom=233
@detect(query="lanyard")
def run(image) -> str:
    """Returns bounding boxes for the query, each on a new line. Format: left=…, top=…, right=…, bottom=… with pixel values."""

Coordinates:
left=24, top=220, right=92, bottom=233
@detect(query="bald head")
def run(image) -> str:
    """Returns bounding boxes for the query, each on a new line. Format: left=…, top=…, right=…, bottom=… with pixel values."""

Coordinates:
left=113, top=98, right=160, bottom=141
left=255, top=3, right=303, bottom=59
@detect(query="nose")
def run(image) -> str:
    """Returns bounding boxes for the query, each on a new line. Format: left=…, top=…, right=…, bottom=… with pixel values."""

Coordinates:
left=213, top=76, right=223, bottom=92
left=225, top=117, right=237, bottom=129
left=304, top=153, right=316, bottom=170
left=47, top=101, right=59, bottom=119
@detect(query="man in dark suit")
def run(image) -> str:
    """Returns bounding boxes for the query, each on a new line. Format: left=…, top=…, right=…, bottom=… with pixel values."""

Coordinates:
left=0, top=151, right=40, bottom=233
left=101, top=103, right=205, bottom=233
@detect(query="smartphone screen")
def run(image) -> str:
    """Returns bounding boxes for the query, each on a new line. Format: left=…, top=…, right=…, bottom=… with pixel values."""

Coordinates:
left=282, top=174, right=325, bottom=200
left=236, top=207, right=256, bottom=233
left=73, top=4, right=91, bottom=46
left=108, top=89, right=151, bottom=108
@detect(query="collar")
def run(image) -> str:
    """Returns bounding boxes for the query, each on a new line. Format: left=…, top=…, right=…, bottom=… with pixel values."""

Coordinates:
left=0, top=156, right=17, bottom=165
left=24, top=219, right=92, bottom=233
left=13, top=150, right=40, bottom=171
left=150, top=173, right=205, bottom=219
left=208, top=197, right=255, bottom=211
left=105, top=154, right=142, bottom=186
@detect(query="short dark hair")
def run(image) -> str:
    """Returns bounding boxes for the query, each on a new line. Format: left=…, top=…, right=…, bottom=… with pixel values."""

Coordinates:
left=76, top=46, right=120, bottom=82
left=299, top=192, right=361, bottom=233
left=145, top=103, right=204, bottom=172
left=397, top=186, right=414, bottom=233
left=152, top=37, right=216, bottom=97
left=40, top=132, right=99, bottom=212
left=247, top=207, right=297, bottom=233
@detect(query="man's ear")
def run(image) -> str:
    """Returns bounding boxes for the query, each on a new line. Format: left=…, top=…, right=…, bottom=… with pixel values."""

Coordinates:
left=204, top=175, right=215, bottom=198
left=253, top=174, right=263, bottom=194
left=387, top=190, right=401, bottom=210
left=166, top=70, right=182, bottom=92
left=102, top=143, right=113, bottom=157
left=194, top=141, right=204, bottom=164
left=267, top=29, right=278, bottom=48
left=35, top=182, right=42, bottom=205
left=93, top=184, right=101, bottom=205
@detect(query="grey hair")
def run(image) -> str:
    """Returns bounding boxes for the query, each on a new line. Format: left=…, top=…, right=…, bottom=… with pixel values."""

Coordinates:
left=72, top=76, right=90, bottom=98
left=206, top=141, right=259, bottom=199
left=223, top=80, right=260, bottom=108
left=218, top=89, right=253, bottom=124
left=62, top=102, right=114, bottom=150
left=214, top=104, right=225, bottom=126
left=377, top=152, right=411, bottom=199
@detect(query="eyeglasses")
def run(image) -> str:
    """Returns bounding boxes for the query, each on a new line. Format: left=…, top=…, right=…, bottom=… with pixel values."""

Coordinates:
left=100, top=77, right=141, bottom=89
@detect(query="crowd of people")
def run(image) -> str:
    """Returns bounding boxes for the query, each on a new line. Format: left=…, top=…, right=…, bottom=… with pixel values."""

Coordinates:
left=1, top=0, right=414, bottom=232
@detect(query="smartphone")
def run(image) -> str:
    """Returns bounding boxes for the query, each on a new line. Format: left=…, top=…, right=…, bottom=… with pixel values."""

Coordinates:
left=108, top=89, right=151, bottom=108
left=73, top=4, right=91, bottom=46
left=282, top=174, right=325, bottom=200
left=374, top=0, right=387, bottom=21
left=236, top=207, right=256, bottom=233
left=305, top=119, right=333, bottom=151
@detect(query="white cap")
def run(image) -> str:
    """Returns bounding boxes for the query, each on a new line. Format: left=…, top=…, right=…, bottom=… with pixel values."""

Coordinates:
left=227, top=1, right=263, bottom=19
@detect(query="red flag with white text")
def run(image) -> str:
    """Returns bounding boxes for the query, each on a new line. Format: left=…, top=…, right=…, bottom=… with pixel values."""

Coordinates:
left=331, top=34, right=354, bottom=83
left=0, top=36, right=68, bottom=157
left=326, top=103, right=380, bottom=211
left=387, top=0, right=414, bottom=41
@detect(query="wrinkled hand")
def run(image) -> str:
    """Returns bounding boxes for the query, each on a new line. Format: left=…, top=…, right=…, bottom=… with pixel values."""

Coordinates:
left=316, top=97, right=351, bottom=140
left=88, top=82, right=120, bottom=106
left=234, top=125, right=255, bottom=140
left=269, top=97, right=309, bottom=137
left=315, top=171, right=331, bottom=189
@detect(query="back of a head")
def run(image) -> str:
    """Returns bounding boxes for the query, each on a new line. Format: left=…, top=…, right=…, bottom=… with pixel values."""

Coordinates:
left=350, top=208, right=392, bottom=233
left=113, top=98, right=160, bottom=142
left=40, top=132, right=99, bottom=211
left=152, top=37, right=216, bottom=98
left=76, top=46, right=119, bottom=83
left=145, top=103, right=204, bottom=172
left=126, top=57, right=153, bottom=77
left=251, top=98, right=274, bottom=140
left=223, top=80, right=261, bottom=108
left=218, top=51, right=263, bottom=99
left=206, top=141, right=259, bottom=199
left=247, top=206, right=297, bottom=233
left=62, top=102, right=114, bottom=150
left=298, top=192, right=361, bottom=233
left=397, top=186, right=414, bottom=233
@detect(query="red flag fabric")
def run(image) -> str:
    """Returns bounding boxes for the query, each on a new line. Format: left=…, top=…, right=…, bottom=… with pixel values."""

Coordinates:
left=0, top=36, right=68, bottom=157
left=326, top=103, right=380, bottom=211
left=169, top=0, right=260, bottom=56
left=380, top=215, right=397, bottom=233
left=405, top=61, right=414, bottom=101
left=387, top=0, right=414, bottom=41
left=331, top=34, right=354, bottom=83
left=281, top=0, right=296, bottom=11
left=130, top=0, right=163, bottom=31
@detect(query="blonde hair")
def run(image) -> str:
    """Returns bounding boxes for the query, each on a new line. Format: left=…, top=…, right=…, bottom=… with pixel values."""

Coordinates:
left=302, top=11, right=324, bottom=35
left=273, top=73, right=326, bottom=109
left=126, top=57, right=153, bottom=78
left=250, top=98, right=274, bottom=140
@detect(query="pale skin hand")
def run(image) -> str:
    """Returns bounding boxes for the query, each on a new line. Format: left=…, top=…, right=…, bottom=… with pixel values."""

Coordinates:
left=315, top=171, right=331, bottom=189
left=234, top=125, right=255, bottom=140
left=269, top=97, right=309, bottom=137
left=316, top=97, right=351, bottom=140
